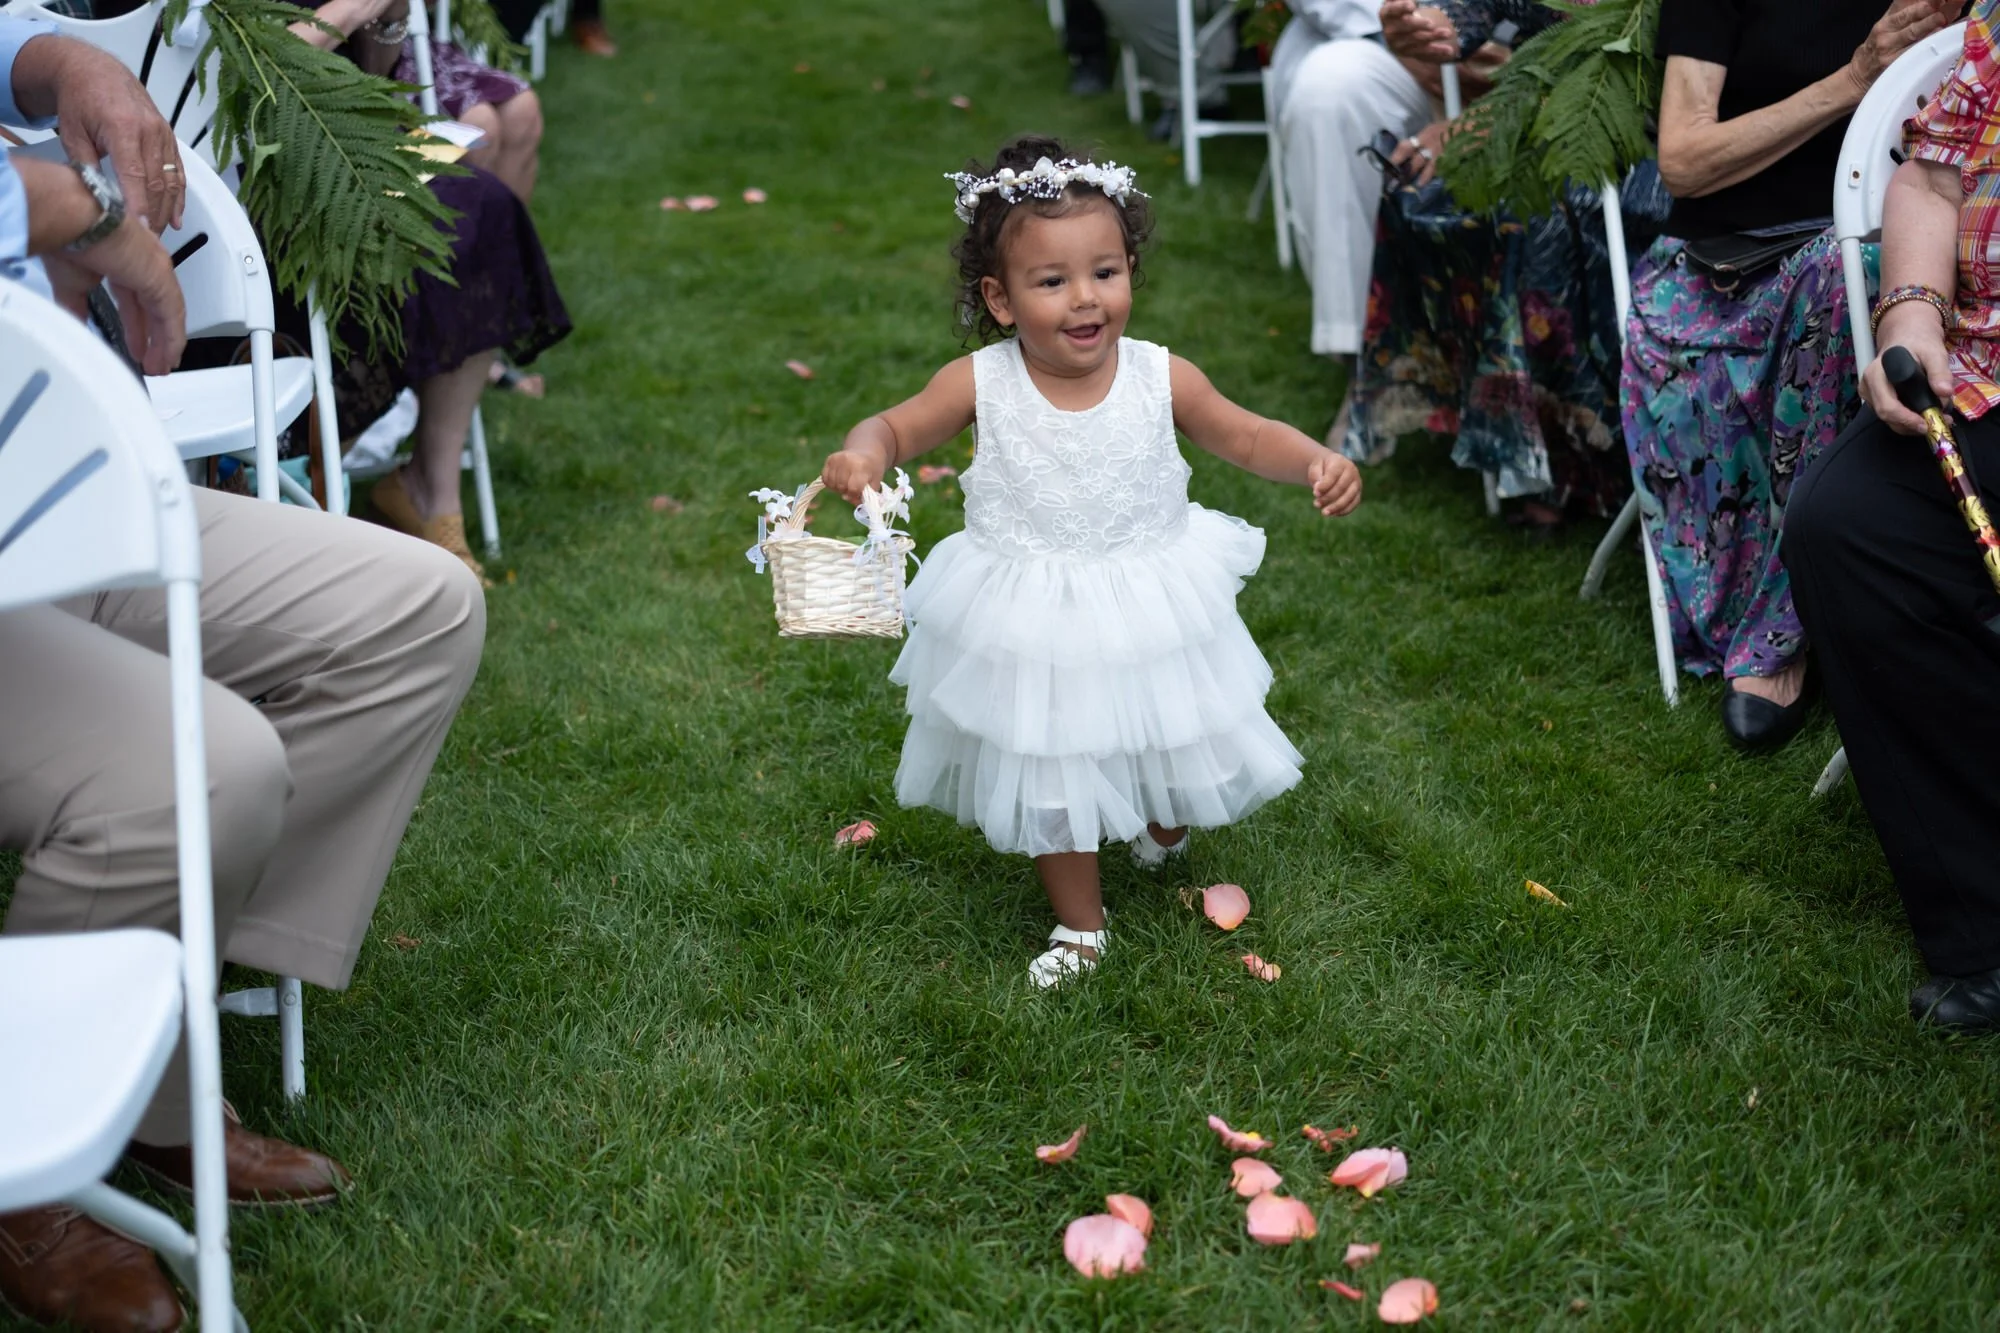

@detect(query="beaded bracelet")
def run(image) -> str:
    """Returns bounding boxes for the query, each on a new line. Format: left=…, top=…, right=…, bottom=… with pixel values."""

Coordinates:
left=1871, top=284, right=1956, bottom=337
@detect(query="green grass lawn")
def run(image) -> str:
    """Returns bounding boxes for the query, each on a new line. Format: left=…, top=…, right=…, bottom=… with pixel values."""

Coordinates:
left=100, top=1, right=2000, bottom=1327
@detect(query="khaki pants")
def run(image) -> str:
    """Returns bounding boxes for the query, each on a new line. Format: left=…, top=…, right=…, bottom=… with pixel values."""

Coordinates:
left=0, top=489, right=484, bottom=1144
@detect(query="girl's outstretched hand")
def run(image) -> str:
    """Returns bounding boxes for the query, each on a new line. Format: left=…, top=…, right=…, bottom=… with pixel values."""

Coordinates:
left=822, top=448, right=886, bottom=505
left=1308, top=450, right=1362, bottom=517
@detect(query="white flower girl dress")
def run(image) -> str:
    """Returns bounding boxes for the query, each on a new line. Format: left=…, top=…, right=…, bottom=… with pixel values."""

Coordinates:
left=890, top=336, right=1304, bottom=856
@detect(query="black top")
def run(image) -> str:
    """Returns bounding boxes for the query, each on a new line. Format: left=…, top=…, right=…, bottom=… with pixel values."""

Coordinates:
left=1658, top=0, right=1881, bottom=238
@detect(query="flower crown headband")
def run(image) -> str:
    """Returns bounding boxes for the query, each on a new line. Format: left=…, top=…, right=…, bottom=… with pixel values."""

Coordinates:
left=945, top=155, right=1146, bottom=224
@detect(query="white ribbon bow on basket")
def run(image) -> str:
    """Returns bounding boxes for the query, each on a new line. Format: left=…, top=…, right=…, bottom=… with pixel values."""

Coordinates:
left=851, top=469, right=916, bottom=570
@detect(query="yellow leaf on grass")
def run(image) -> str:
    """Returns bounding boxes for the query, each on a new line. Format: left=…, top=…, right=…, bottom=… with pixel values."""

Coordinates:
left=1525, top=879, right=1568, bottom=908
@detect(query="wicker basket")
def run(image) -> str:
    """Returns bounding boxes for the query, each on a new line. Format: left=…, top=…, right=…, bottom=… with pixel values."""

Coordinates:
left=759, top=479, right=916, bottom=639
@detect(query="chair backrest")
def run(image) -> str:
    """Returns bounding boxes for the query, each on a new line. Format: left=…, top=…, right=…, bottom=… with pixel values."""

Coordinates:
left=1834, top=20, right=1967, bottom=246
left=0, top=0, right=222, bottom=163
left=0, top=278, right=199, bottom=609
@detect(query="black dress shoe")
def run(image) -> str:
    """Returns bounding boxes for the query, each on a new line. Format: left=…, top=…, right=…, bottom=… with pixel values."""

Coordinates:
left=1067, top=57, right=1112, bottom=97
left=1148, top=102, right=1232, bottom=142
left=1720, top=678, right=1813, bottom=753
left=1910, top=965, right=2000, bottom=1031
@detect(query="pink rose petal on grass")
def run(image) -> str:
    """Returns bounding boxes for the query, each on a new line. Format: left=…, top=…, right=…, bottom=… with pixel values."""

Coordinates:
left=1329, top=1147, right=1409, bottom=1199
left=1241, top=953, right=1282, bottom=982
left=785, top=359, right=816, bottom=379
left=916, top=464, right=958, bottom=483
left=1345, top=1242, right=1381, bottom=1269
left=1104, top=1194, right=1153, bottom=1238
left=1063, top=1214, right=1147, bottom=1278
left=659, top=196, right=684, bottom=210
left=1035, top=1124, right=1087, bottom=1163
left=949, top=94, right=972, bottom=108
left=1378, top=1277, right=1439, bottom=1324
left=832, top=820, right=876, bottom=848
left=1244, top=1191, right=1318, bottom=1245
left=684, top=195, right=719, bottom=212
left=742, top=187, right=768, bottom=203
left=1202, top=883, right=1250, bottom=930
left=1303, top=1124, right=1359, bottom=1151
left=1322, top=1279, right=1365, bottom=1301
left=1230, top=1157, right=1281, bottom=1197
left=1207, top=1115, right=1271, bottom=1154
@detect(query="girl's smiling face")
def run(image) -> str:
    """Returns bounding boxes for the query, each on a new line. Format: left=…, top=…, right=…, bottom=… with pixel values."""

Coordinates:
left=978, top=198, right=1134, bottom=379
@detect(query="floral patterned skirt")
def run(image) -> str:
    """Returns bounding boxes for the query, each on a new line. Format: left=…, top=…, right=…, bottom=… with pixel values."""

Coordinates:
left=1340, top=170, right=1671, bottom=517
left=1618, top=232, right=1875, bottom=680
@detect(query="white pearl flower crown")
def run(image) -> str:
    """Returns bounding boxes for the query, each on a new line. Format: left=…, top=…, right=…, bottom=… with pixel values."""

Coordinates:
left=946, top=155, right=1146, bottom=224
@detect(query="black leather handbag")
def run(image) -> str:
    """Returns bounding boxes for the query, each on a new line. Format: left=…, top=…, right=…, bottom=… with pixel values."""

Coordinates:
left=1682, top=221, right=1828, bottom=294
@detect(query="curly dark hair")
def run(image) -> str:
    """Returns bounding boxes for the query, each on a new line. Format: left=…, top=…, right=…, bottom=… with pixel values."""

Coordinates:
left=951, top=134, right=1155, bottom=346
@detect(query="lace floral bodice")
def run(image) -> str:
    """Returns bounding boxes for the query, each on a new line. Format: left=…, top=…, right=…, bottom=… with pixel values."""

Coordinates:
left=960, top=337, right=1191, bottom=558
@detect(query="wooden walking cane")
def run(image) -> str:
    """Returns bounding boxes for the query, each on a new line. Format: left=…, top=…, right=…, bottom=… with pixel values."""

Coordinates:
left=1883, top=345, right=2000, bottom=595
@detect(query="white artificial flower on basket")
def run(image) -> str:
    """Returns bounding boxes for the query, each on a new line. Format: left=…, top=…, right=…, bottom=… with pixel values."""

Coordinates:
left=746, top=471, right=918, bottom=639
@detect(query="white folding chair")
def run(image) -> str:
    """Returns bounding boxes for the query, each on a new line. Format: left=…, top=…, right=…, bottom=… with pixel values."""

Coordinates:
left=1809, top=19, right=1968, bottom=796
left=1577, top=176, right=1681, bottom=708
left=0, top=278, right=241, bottom=1332
left=1117, top=1, right=1274, bottom=189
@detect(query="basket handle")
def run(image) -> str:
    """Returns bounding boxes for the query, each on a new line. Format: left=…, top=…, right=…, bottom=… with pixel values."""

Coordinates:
left=776, top=479, right=826, bottom=537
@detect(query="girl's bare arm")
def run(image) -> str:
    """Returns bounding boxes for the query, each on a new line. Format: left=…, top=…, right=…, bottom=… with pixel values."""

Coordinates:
left=1169, top=356, right=1361, bottom=516
left=821, top=357, right=977, bottom=502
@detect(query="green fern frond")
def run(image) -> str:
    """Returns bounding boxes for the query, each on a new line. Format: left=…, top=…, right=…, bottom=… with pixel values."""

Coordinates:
left=165, top=0, right=465, bottom=360
left=1439, top=0, right=1661, bottom=217
left=447, top=0, right=528, bottom=76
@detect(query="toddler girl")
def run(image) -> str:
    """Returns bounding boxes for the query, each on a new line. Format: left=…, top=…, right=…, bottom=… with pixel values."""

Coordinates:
left=821, top=135, right=1362, bottom=987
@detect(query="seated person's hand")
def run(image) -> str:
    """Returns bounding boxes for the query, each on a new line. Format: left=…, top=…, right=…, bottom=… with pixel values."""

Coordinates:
left=1863, top=305, right=1955, bottom=438
left=821, top=448, right=886, bottom=505
left=44, top=39, right=185, bottom=232
left=1308, top=449, right=1362, bottom=517
left=1381, top=0, right=1458, bottom=64
left=1389, top=120, right=1451, bottom=188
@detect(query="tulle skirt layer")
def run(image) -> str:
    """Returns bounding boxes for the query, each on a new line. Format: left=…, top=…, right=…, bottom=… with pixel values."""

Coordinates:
left=890, top=506, right=1304, bottom=856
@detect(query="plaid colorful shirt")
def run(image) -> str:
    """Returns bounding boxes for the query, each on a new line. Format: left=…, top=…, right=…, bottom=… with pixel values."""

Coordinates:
left=1908, top=0, right=2000, bottom=418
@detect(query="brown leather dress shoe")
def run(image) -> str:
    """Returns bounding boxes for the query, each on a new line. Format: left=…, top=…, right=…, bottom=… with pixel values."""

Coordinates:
left=0, top=1206, right=184, bottom=1332
left=572, top=16, right=617, bottom=56
left=125, top=1108, right=350, bottom=1208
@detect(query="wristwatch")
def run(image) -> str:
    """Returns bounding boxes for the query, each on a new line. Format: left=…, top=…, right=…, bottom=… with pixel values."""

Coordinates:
left=64, top=161, right=125, bottom=253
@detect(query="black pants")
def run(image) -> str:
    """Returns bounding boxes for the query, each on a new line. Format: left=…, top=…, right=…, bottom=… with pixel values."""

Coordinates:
left=1789, top=406, right=2000, bottom=976
left=1065, top=0, right=1108, bottom=65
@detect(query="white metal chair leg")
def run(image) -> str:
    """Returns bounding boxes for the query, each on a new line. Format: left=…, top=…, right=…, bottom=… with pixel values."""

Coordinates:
left=468, top=406, right=500, bottom=558
left=549, top=0, right=568, bottom=36
left=528, top=11, right=547, bottom=80
left=1813, top=746, right=1851, bottom=797
left=1176, top=0, right=1201, bottom=185
left=1121, top=45, right=1144, bottom=125
left=1638, top=519, right=1680, bottom=707
left=69, top=1182, right=247, bottom=1333
left=248, top=330, right=279, bottom=505
left=1047, top=0, right=1065, bottom=30
left=306, top=298, right=344, bottom=516
left=1482, top=471, right=1501, bottom=518
left=1440, top=62, right=1462, bottom=119
left=1581, top=492, right=1641, bottom=599
left=278, top=976, right=304, bottom=1101
left=1262, top=67, right=1293, bottom=269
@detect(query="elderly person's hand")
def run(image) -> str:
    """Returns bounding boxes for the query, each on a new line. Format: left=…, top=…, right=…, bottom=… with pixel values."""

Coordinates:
left=1861, top=308, right=1954, bottom=436
left=12, top=35, right=184, bottom=232
left=1389, top=120, right=1451, bottom=187
left=1847, top=0, right=1960, bottom=95
left=1380, top=0, right=1458, bottom=64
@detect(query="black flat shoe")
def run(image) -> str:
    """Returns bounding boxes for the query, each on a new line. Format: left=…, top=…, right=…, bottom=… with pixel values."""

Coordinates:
left=1910, top=966, right=2000, bottom=1032
left=1721, top=678, right=1813, bottom=753
left=1067, top=58, right=1112, bottom=97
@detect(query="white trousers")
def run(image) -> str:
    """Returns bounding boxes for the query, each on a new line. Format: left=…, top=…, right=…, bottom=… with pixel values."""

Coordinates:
left=1278, top=38, right=1433, bottom=356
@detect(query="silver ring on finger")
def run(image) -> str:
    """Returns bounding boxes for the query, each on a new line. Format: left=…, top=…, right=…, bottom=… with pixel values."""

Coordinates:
left=1417, top=146, right=1436, bottom=161
left=1404, top=136, right=1423, bottom=151
left=161, top=163, right=180, bottom=174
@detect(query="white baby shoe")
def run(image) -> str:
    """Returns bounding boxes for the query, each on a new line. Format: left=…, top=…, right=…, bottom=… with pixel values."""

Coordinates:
left=1129, top=826, right=1190, bottom=869
left=1029, top=923, right=1106, bottom=989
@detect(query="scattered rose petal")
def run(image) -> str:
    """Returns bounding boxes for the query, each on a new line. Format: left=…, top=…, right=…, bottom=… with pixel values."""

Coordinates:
left=389, top=933, right=421, bottom=950
left=1378, top=1277, right=1439, bottom=1324
left=793, top=60, right=811, bottom=72
left=950, top=94, right=972, bottom=108
left=742, top=187, right=768, bottom=204
left=1345, top=1242, right=1381, bottom=1269
left=1202, top=883, right=1250, bottom=930
left=785, top=359, right=816, bottom=379
left=1242, top=953, right=1282, bottom=982
left=1245, top=1191, right=1318, bottom=1245
left=916, top=464, right=958, bottom=483
left=1303, top=1124, right=1359, bottom=1151
left=1329, top=1147, right=1409, bottom=1199
left=1322, top=1278, right=1365, bottom=1300
left=1207, top=1115, right=1271, bottom=1154
left=1063, top=1213, right=1146, bottom=1278
left=833, top=820, right=876, bottom=848
left=870, top=77, right=886, bottom=91
left=649, top=494, right=683, bottom=514
left=1104, top=1194, right=1152, bottom=1238
left=1035, top=1124, right=1087, bottom=1163
left=1526, top=879, right=1569, bottom=907
left=685, top=195, right=719, bottom=212
left=659, top=196, right=684, bottom=210
left=1230, top=1157, right=1282, bottom=1197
